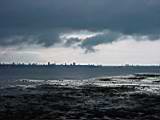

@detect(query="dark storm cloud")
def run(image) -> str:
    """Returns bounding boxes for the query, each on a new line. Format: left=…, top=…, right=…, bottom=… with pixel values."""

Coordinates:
left=64, top=38, right=81, bottom=47
left=80, top=31, right=121, bottom=52
left=62, top=30, right=122, bottom=52
left=0, top=29, right=62, bottom=47
left=0, top=0, right=160, bottom=47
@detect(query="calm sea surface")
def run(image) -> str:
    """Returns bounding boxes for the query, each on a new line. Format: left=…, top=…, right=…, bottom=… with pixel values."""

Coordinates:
left=0, top=65, right=160, bottom=80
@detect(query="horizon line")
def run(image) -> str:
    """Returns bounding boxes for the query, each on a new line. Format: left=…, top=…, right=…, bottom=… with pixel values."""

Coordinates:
left=0, top=62, right=160, bottom=67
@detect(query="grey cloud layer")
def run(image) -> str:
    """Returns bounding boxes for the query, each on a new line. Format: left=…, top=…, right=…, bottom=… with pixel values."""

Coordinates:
left=80, top=31, right=121, bottom=52
left=0, top=0, right=160, bottom=47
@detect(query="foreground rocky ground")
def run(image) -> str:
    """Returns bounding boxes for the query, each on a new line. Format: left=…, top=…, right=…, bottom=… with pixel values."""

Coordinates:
left=0, top=83, right=160, bottom=120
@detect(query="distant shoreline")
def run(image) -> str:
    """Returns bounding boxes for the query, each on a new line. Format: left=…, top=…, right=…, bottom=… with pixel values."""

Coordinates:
left=0, top=63, right=160, bottom=67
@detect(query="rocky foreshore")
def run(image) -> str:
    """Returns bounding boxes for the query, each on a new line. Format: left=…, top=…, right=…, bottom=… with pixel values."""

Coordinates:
left=0, top=74, right=160, bottom=120
left=0, top=84, right=160, bottom=120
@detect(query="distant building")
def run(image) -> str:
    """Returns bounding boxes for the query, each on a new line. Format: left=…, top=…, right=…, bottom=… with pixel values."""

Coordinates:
left=73, top=62, right=76, bottom=66
left=125, top=64, right=130, bottom=66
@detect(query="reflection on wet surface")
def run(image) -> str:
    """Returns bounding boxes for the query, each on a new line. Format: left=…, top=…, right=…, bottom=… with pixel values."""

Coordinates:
left=0, top=74, right=160, bottom=120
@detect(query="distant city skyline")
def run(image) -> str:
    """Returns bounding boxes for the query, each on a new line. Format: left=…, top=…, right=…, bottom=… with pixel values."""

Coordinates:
left=0, top=61, right=160, bottom=67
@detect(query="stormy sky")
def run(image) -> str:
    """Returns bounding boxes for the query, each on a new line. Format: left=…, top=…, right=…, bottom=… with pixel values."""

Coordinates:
left=0, top=0, right=160, bottom=65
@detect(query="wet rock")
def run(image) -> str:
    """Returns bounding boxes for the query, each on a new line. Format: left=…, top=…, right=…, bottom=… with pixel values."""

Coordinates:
left=0, top=84, right=160, bottom=120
